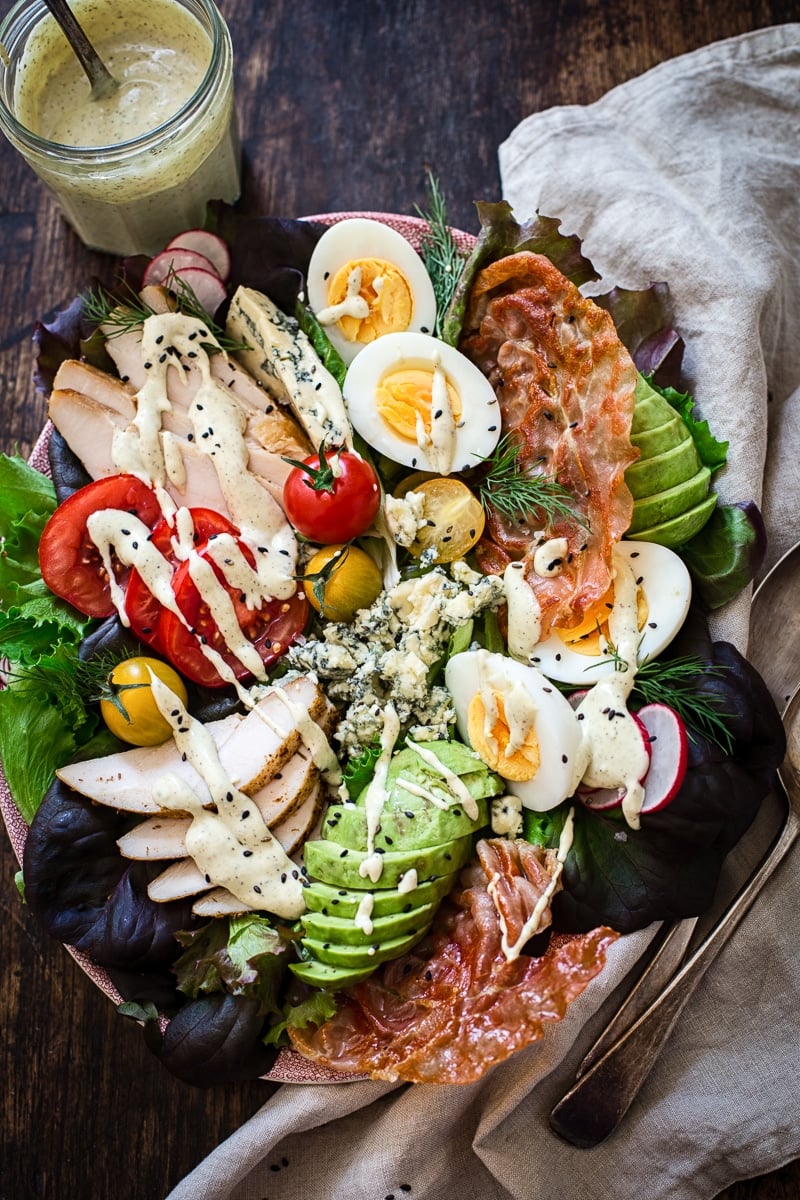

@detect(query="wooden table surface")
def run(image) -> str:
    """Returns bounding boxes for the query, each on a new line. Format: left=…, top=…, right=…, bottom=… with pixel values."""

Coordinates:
left=1, top=2, right=798, bottom=1197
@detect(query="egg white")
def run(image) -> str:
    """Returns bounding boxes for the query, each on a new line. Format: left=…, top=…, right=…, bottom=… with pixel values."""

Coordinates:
left=343, top=331, right=501, bottom=473
left=307, top=218, right=438, bottom=363
left=531, top=540, right=692, bottom=685
left=445, top=649, right=584, bottom=812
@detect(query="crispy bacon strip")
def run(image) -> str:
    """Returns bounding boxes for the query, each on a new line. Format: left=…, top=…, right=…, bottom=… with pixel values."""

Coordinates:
left=460, top=252, right=639, bottom=635
left=289, top=839, right=619, bottom=1084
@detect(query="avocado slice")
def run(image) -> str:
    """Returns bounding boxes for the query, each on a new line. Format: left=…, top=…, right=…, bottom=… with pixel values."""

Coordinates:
left=302, top=871, right=456, bottom=918
left=628, top=492, right=718, bottom=547
left=625, top=438, right=702, bottom=499
left=303, top=927, right=429, bottom=968
left=628, top=466, right=711, bottom=534
left=630, top=415, right=693, bottom=460
left=304, top=833, right=473, bottom=890
left=302, top=901, right=437, bottom=946
left=289, top=958, right=374, bottom=989
left=630, top=379, right=679, bottom=433
left=322, top=796, right=488, bottom=852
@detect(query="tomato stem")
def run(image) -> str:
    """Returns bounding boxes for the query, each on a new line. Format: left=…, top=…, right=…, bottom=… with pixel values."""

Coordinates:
left=282, top=440, right=339, bottom=494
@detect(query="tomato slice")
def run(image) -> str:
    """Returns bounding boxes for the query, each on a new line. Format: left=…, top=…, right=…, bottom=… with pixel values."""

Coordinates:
left=39, top=475, right=162, bottom=618
left=158, top=539, right=308, bottom=687
left=125, top=508, right=239, bottom=648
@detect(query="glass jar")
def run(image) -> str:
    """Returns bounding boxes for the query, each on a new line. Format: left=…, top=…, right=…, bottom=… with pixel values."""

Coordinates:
left=0, top=0, right=241, bottom=256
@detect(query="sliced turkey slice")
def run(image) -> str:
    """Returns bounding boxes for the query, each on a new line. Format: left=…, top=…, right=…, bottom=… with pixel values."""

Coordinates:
left=191, top=888, right=256, bottom=917
left=58, top=677, right=328, bottom=813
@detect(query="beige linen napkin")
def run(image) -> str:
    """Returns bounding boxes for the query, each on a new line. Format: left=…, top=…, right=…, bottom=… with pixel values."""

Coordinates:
left=166, top=24, right=800, bottom=1200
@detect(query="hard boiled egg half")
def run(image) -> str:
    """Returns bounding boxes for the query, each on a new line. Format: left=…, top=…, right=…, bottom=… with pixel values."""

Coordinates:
left=343, top=331, right=501, bottom=474
left=531, top=540, right=692, bottom=685
left=445, top=649, right=585, bottom=812
left=307, top=218, right=438, bottom=364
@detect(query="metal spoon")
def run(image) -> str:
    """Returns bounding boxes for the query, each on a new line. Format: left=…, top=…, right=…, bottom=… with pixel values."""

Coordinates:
left=549, top=691, right=800, bottom=1148
left=43, top=0, right=119, bottom=101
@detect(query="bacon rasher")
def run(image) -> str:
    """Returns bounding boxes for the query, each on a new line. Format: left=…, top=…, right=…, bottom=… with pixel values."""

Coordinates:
left=460, top=252, right=639, bottom=636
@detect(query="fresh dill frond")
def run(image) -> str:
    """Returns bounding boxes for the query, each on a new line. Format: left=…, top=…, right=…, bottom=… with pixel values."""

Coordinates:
left=6, top=650, right=127, bottom=705
left=476, top=433, right=584, bottom=528
left=632, top=655, right=735, bottom=754
left=83, top=275, right=248, bottom=354
left=415, top=172, right=466, bottom=338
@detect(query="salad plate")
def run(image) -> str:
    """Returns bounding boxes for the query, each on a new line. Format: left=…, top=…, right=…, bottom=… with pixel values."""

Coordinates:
left=0, top=202, right=786, bottom=1089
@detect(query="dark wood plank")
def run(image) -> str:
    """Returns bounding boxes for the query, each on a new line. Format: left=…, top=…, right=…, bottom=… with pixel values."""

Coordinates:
left=1, top=2, right=797, bottom=1197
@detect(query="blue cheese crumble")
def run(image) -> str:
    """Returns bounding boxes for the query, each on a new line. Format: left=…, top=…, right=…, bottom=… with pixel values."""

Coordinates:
left=286, top=562, right=505, bottom=755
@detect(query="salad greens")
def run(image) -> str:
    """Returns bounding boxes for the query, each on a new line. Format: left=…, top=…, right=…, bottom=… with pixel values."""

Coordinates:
left=0, top=454, right=102, bottom=822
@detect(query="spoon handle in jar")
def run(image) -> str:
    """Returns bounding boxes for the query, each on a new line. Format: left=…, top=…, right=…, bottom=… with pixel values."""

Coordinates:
left=42, top=0, right=118, bottom=100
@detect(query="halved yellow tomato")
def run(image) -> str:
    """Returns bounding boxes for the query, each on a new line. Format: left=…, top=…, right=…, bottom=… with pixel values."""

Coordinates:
left=407, top=477, right=485, bottom=563
left=100, top=656, right=188, bottom=746
left=304, top=543, right=383, bottom=621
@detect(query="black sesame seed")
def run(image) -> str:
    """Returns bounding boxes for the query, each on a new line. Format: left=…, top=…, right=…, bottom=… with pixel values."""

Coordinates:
left=254, top=884, right=262, bottom=894
left=243, top=849, right=253, bottom=857
left=241, top=810, right=250, bottom=820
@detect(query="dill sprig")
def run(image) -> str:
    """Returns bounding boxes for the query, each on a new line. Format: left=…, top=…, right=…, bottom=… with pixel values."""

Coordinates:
left=6, top=650, right=129, bottom=705
left=415, top=173, right=466, bottom=338
left=631, top=655, right=735, bottom=754
left=83, top=274, right=248, bottom=354
left=476, top=433, right=584, bottom=528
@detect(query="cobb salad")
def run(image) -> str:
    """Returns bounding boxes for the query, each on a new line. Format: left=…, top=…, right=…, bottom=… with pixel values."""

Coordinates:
left=0, top=191, right=785, bottom=1086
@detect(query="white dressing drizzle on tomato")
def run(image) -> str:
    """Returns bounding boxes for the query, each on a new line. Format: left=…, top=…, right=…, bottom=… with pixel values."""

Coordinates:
left=573, top=548, right=650, bottom=829
left=147, top=671, right=306, bottom=917
left=88, top=311, right=301, bottom=686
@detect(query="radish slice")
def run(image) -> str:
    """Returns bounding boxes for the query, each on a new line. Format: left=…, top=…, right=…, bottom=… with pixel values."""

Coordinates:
left=165, top=229, right=231, bottom=281
left=170, top=266, right=227, bottom=316
left=142, top=247, right=221, bottom=288
left=577, top=711, right=652, bottom=811
left=636, top=702, right=688, bottom=814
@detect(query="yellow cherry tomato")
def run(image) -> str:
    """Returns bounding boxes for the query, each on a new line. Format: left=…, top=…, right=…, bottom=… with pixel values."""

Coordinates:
left=407, top=477, right=485, bottom=563
left=304, top=543, right=383, bottom=622
left=100, top=656, right=189, bottom=746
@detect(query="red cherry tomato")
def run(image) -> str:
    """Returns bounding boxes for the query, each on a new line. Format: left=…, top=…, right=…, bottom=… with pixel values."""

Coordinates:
left=158, top=539, right=308, bottom=687
left=282, top=445, right=381, bottom=543
left=125, top=508, right=239, bottom=649
left=39, top=475, right=162, bottom=618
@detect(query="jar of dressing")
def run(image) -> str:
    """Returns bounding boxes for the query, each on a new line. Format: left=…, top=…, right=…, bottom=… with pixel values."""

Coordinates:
left=0, top=0, right=241, bottom=256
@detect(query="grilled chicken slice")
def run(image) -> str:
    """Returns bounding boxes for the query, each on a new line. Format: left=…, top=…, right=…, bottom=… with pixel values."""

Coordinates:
left=58, top=677, right=327, bottom=812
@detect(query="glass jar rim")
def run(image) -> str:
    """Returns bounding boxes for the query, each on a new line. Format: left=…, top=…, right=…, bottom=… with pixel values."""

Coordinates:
left=0, top=0, right=231, bottom=162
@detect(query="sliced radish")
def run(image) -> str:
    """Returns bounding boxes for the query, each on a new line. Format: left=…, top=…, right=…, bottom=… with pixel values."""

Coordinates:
left=142, top=247, right=222, bottom=289
left=577, top=710, right=652, bottom=811
left=170, top=266, right=227, bottom=316
left=636, top=702, right=688, bottom=814
left=165, top=229, right=231, bottom=281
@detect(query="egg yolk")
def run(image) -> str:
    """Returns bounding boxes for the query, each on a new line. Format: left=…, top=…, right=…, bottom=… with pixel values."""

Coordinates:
left=555, top=581, right=649, bottom=656
left=328, top=257, right=413, bottom=345
left=375, top=366, right=463, bottom=442
left=467, top=692, right=541, bottom=782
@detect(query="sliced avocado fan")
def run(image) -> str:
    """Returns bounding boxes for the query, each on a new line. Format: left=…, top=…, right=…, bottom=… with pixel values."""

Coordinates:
left=294, top=740, right=501, bottom=988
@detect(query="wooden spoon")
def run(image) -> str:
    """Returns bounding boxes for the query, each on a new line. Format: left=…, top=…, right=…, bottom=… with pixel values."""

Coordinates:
left=43, top=0, right=119, bottom=102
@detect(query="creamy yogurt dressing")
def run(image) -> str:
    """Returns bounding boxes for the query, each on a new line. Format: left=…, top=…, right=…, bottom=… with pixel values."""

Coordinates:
left=358, top=704, right=401, bottom=883
left=148, top=672, right=305, bottom=917
left=414, top=356, right=456, bottom=475
left=488, top=808, right=575, bottom=961
left=89, top=312, right=300, bottom=693
left=315, top=267, right=370, bottom=325
left=9, top=0, right=239, bottom=254
left=475, top=648, right=538, bottom=764
left=502, top=562, right=542, bottom=663
left=573, top=547, right=650, bottom=829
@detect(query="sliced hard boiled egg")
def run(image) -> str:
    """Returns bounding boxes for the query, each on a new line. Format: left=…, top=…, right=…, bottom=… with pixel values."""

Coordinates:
left=445, top=649, right=585, bottom=812
left=343, top=331, right=501, bottom=474
left=307, top=218, right=437, bottom=364
left=531, top=541, right=691, bottom=685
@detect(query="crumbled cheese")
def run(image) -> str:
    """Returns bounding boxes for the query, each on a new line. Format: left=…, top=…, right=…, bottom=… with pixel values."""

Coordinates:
left=491, top=793, right=524, bottom=838
left=285, top=563, right=504, bottom=756
left=384, top=491, right=427, bottom=548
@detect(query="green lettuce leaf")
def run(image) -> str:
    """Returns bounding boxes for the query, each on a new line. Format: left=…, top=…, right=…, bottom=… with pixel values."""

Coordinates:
left=650, top=380, right=729, bottom=473
left=173, top=915, right=289, bottom=1016
left=263, top=988, right=339, bottom=1048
